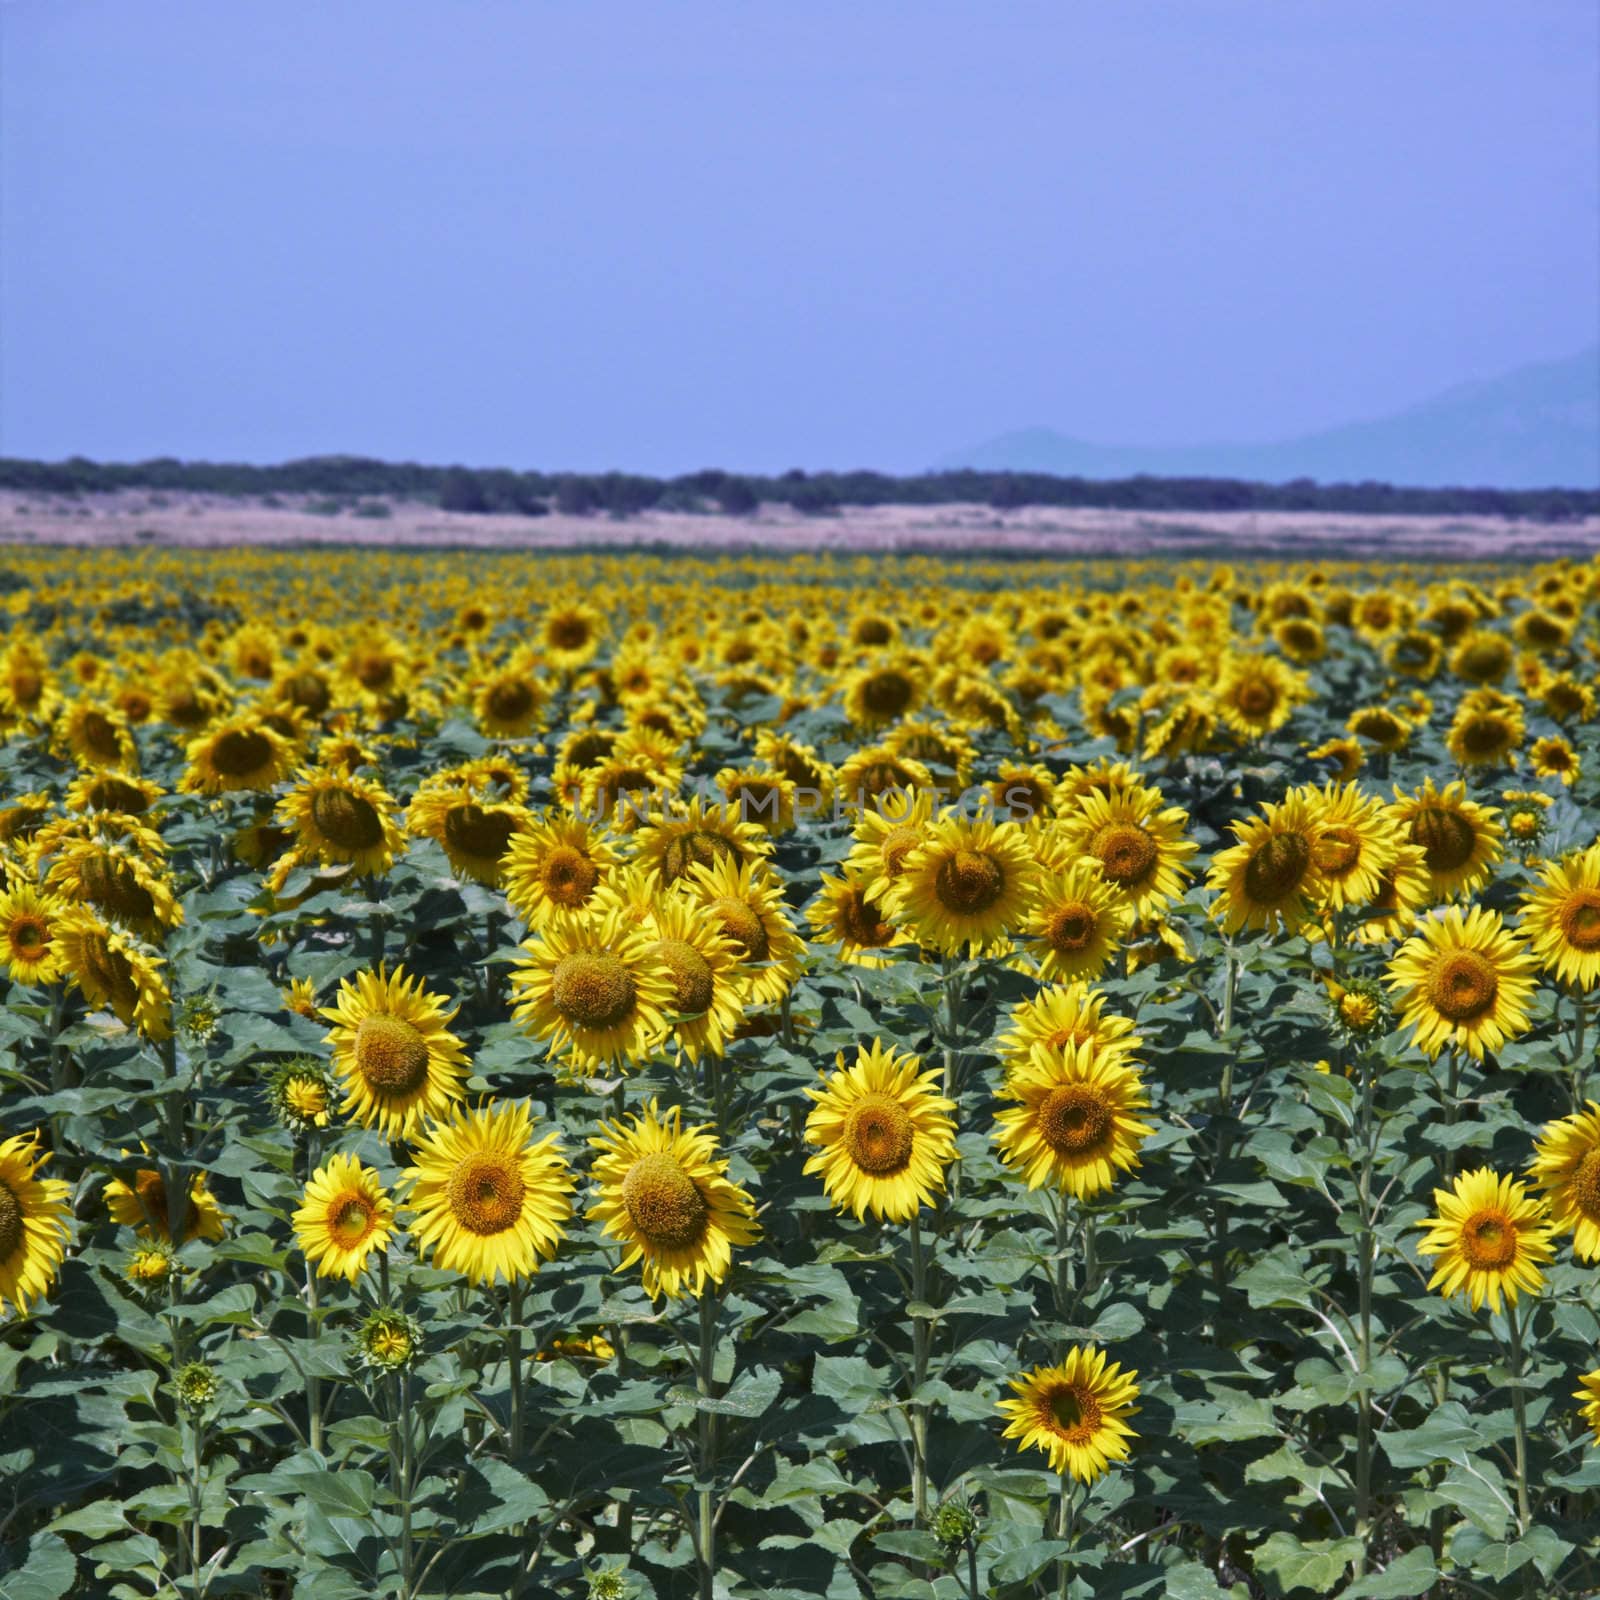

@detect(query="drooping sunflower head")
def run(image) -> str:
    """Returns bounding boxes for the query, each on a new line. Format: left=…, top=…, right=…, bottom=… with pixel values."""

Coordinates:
left=1520, top=844, right=1600, bottom=991
left=997, top=982, right=1143, bottom=1081
left=1528, top=1102, right=1600, bottom=1262
left=1416, top=1166, right=1554, bottom=1313
left=320, top=965, right=469, bottom=1137
left=1345, top=705, right=1413, bottom=755
left=104, top=1166, right=227, bottom=1244
left=293, top=1153, right=395, bottom=1283
left=508, top=910, right=675, bottom=1077
left=403, top=1100, right=573, bottom=1286
left=992, top=1041, right=1154, bottom=1199
left=587, top=1097, right=759, bottom=1300
left=0, top=1131, right=72, bottom=1315
left=631, top=795, right=772, bottom=888
left=1307, top=736, right=1366, bottom=783
left=53, top=908, right=171, bottom=1039
left=1386, top=905, right=1539, bottom=1060
left=65, top=770, right=163, bottom=817
left=405, top=779, right=530, bottom=885
left=996, top=1346, right=1140, bottom=1484
left=802, top=1040, right=958, bottom=1222
left=45, top=837, right=183, bottom=942
left=834, top=746, right=935, bottom=813
left=885, top=813, right=1039, bottom=957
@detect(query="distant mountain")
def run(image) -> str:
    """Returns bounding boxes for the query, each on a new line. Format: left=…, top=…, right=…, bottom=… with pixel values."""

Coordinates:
left=938, top=348, right=1600, bottom=489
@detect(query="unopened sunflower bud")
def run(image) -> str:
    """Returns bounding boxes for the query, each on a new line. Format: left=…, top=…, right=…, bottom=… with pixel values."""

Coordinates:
left=355, top=1307, right=422, bottom=1372
left=174, top=1360, right=219, bottom=1413
left=267, top=1059, right=335, bottom=1134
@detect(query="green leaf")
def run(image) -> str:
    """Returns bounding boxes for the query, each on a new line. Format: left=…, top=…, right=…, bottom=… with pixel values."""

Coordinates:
left=1341, top=1547, right=1439, bottom=1598
left=1252, top=1532, right=1363, bottom=1595
left=988, top=1539, right=1073, bottom=1584
left=45, top=1502, right=128, bottom=1539
left=0, top=1533, right=76, bottom=1600
left=297, top=1468, right=377, bottom=1519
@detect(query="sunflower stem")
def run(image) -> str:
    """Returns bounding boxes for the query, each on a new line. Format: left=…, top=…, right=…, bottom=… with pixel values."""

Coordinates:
left=1055, top=1474, right=1077, bottom=1600
left=696, top=1290, right=719, bottom=1600
left=305, top=1266, right=323, bottom=1455
left=1506, top=1297, right=1532, bottom=1536
left=399, top=1364, right=416, bottom=1597
left=1352, top=1044, right=1377, bottom=1576
left=507, top=1280, right=525, bottom=1459
left=909, top=1208, right=932, bottom=1524
left=187, top=1408, right=204, bottom=1582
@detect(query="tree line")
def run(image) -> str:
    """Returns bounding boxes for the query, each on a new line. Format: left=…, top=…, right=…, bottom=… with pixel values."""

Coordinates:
left=2, top=454, right=1594, bottom=520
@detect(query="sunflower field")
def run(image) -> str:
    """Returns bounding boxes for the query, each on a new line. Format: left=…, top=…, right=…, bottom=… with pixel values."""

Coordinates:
left=3, top=544, right=1600, bottom=1600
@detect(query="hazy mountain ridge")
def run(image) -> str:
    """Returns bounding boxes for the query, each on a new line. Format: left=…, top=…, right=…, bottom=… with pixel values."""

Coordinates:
left=938, top=348, right=1600, bottom=488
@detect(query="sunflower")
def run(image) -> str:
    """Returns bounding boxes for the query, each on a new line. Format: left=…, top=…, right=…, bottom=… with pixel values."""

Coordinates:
left=1445, top=692, right=1525, bottom=770
left=1521, top=846, right=1600, bottom=989
left=885, top=720, right=977, bottom=789
left=1215, top=654, right=1307, bottom=741
left=997, top=982, right=1144, bottom=1081
left=56, top=700, right=139, bottom=772
left=104, top=1168, right=227, bottom=1243
left=1207, top=792, right=1326, bottom=936
left=845, top=786, right=937, bottom=903
left=1577, top=1370, right=1600, bottom=1446
left=1352, top=843, right=1432, bottom=945
left=834, top=746, right=935, bottom=812
left=642, top=896, right=750, bottom=1063
left=681, top=856, right=807, bottom=1009
left=65, top=771, right=163, bottom=816
left=279, top=768, right=406, bottom=877
left=842, top=655, right=927, bottom=729
left=1450, top=629, right=1514, bottom=685
left=46, top=838, right=183, bottom=942
left=802, top=1041, right=957, bottom=1222
left=1307, top=736, right=1365, bottom=782
left=454, top=754, right=531, bottom=805
left=540, top=602, right=606, bottom=672
left=0, top=883, right=69, bottom=985
left=885, top=813, right=1038, bottom=957
left=1297, top=781, right=1401, bottom=913
left=580, top=752, right=684, bottom=832
left=1388, top=779, right=1503, bottom=901
left=0, top=793, right=52, bottom=847
left=1528, top=1103, right=1600, bottom=1261
left=406, top=781, right=529, bottom=885
left=293, top=1153, right=395, bottom=1283
left=0, top=1132, right=72, bottom=1314
left=1019, top=863, right=1131, bottom=984
left=474, top=664, right=547, bottom=739
left=509, top=910, right=675, bottom=1075
left=631, top=795, right=771, bottom=888
left=403, top=1100, right=573, bottom=1286
left=714, top=766, right=801, bottom=835
left=1500, top=789, right=1553, bottom=856
left=1530, top=735, right=1581, bottom=787
left=1345, top=705, right=1413, bottom=755
left=180, top=714, right=297, bottom=795
left=997, top=1348, right=1140, bottom=1483
left=503, top=813, right=619, bottom=927
left=755, top=730, right=836, bottom=808
left=1055, top=786, right=1197, bottom=916
left=54, top=909, right=171, bottom=1039
left=588, top=1097, right=759, bottom=1299
left=807, top=870, right=910, bottom=969
left=321, top=965, right=469, bottom=1137
left=992, top=1042, right=1153, bottom=1198
left=1416, top=1167, right=1554, bottom=1313
left=1386, top=906, right=1539, bottom=1059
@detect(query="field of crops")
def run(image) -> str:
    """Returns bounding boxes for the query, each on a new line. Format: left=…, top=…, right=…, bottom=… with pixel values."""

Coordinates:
left=1, top=544, right=1598, bottom=1600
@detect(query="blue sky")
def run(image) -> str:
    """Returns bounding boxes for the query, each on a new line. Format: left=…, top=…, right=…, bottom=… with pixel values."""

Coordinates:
left=3, top=0, right=1595, bottom=473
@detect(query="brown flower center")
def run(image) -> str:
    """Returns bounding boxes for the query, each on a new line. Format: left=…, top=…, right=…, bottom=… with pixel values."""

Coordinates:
left=1560, top=890, right=1600, bottom=953
left=354, top=1014, right=431, bottom=1095
left=1234, top=679, right=1277, bottom=718
left=1038, top=1084, right=1112, bottom=1154
left=446, top=1154, right=526, bottom=1235
left=859, top=670, right=915, bottom=720
left=1457, top=716, right=1512, bottom=758
left=934, top=849, right=1006, bottom=915
left=551, top=951, right=636, bottom=1030
left=1410, top=806, right=1476, bottom=873
left=487, top=680, right=536, bottom=724
left=711, top=898, right=769, bottom=962
left=660, top=829, right=736, bottom=883
left=285, top=671, right=331, bottom=715
left=1089, top=822, right=1158, bottom=889
left=330, top=1195, right=376, bottom=1246
left=1046, top=1380, right=1103, bottom=1444
left=1570, top=1149, right=1600, bottom=1223
left=621, top=1152, right=708, bottom=1250
left=1314, top=825, right=1361, bottom=877
left=839, top=888, right=895, bottom=948
left=1243, top=830, right=1312, bottom=904
left=0, top=1181, right=22, bottom=1261
left=86, top=776, right=151, bottom=813
left=310, top=787, right=385, bottom=851
left=1461, top=1207, right=1518, bottom=1270
left=1426, top=950, right=1498, bottom=1023
left=80, top=710, right=123, bottom=760
left=8, top=913, right=48, bottom=957
left=651, top=938, right=715, bottom=1016
left=1044, top=902, right=1097, bottom=953
left=880, top=824, right=923, bottom=879
left=547, top=614, right=592, bottom=651
left=79, top=853, right=157, bottom=926
left=842, top=1091, right=915, bottom=1176
left=443, top=803, right=515, bottom=863
left=211, top=729, right=274, bottom=779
